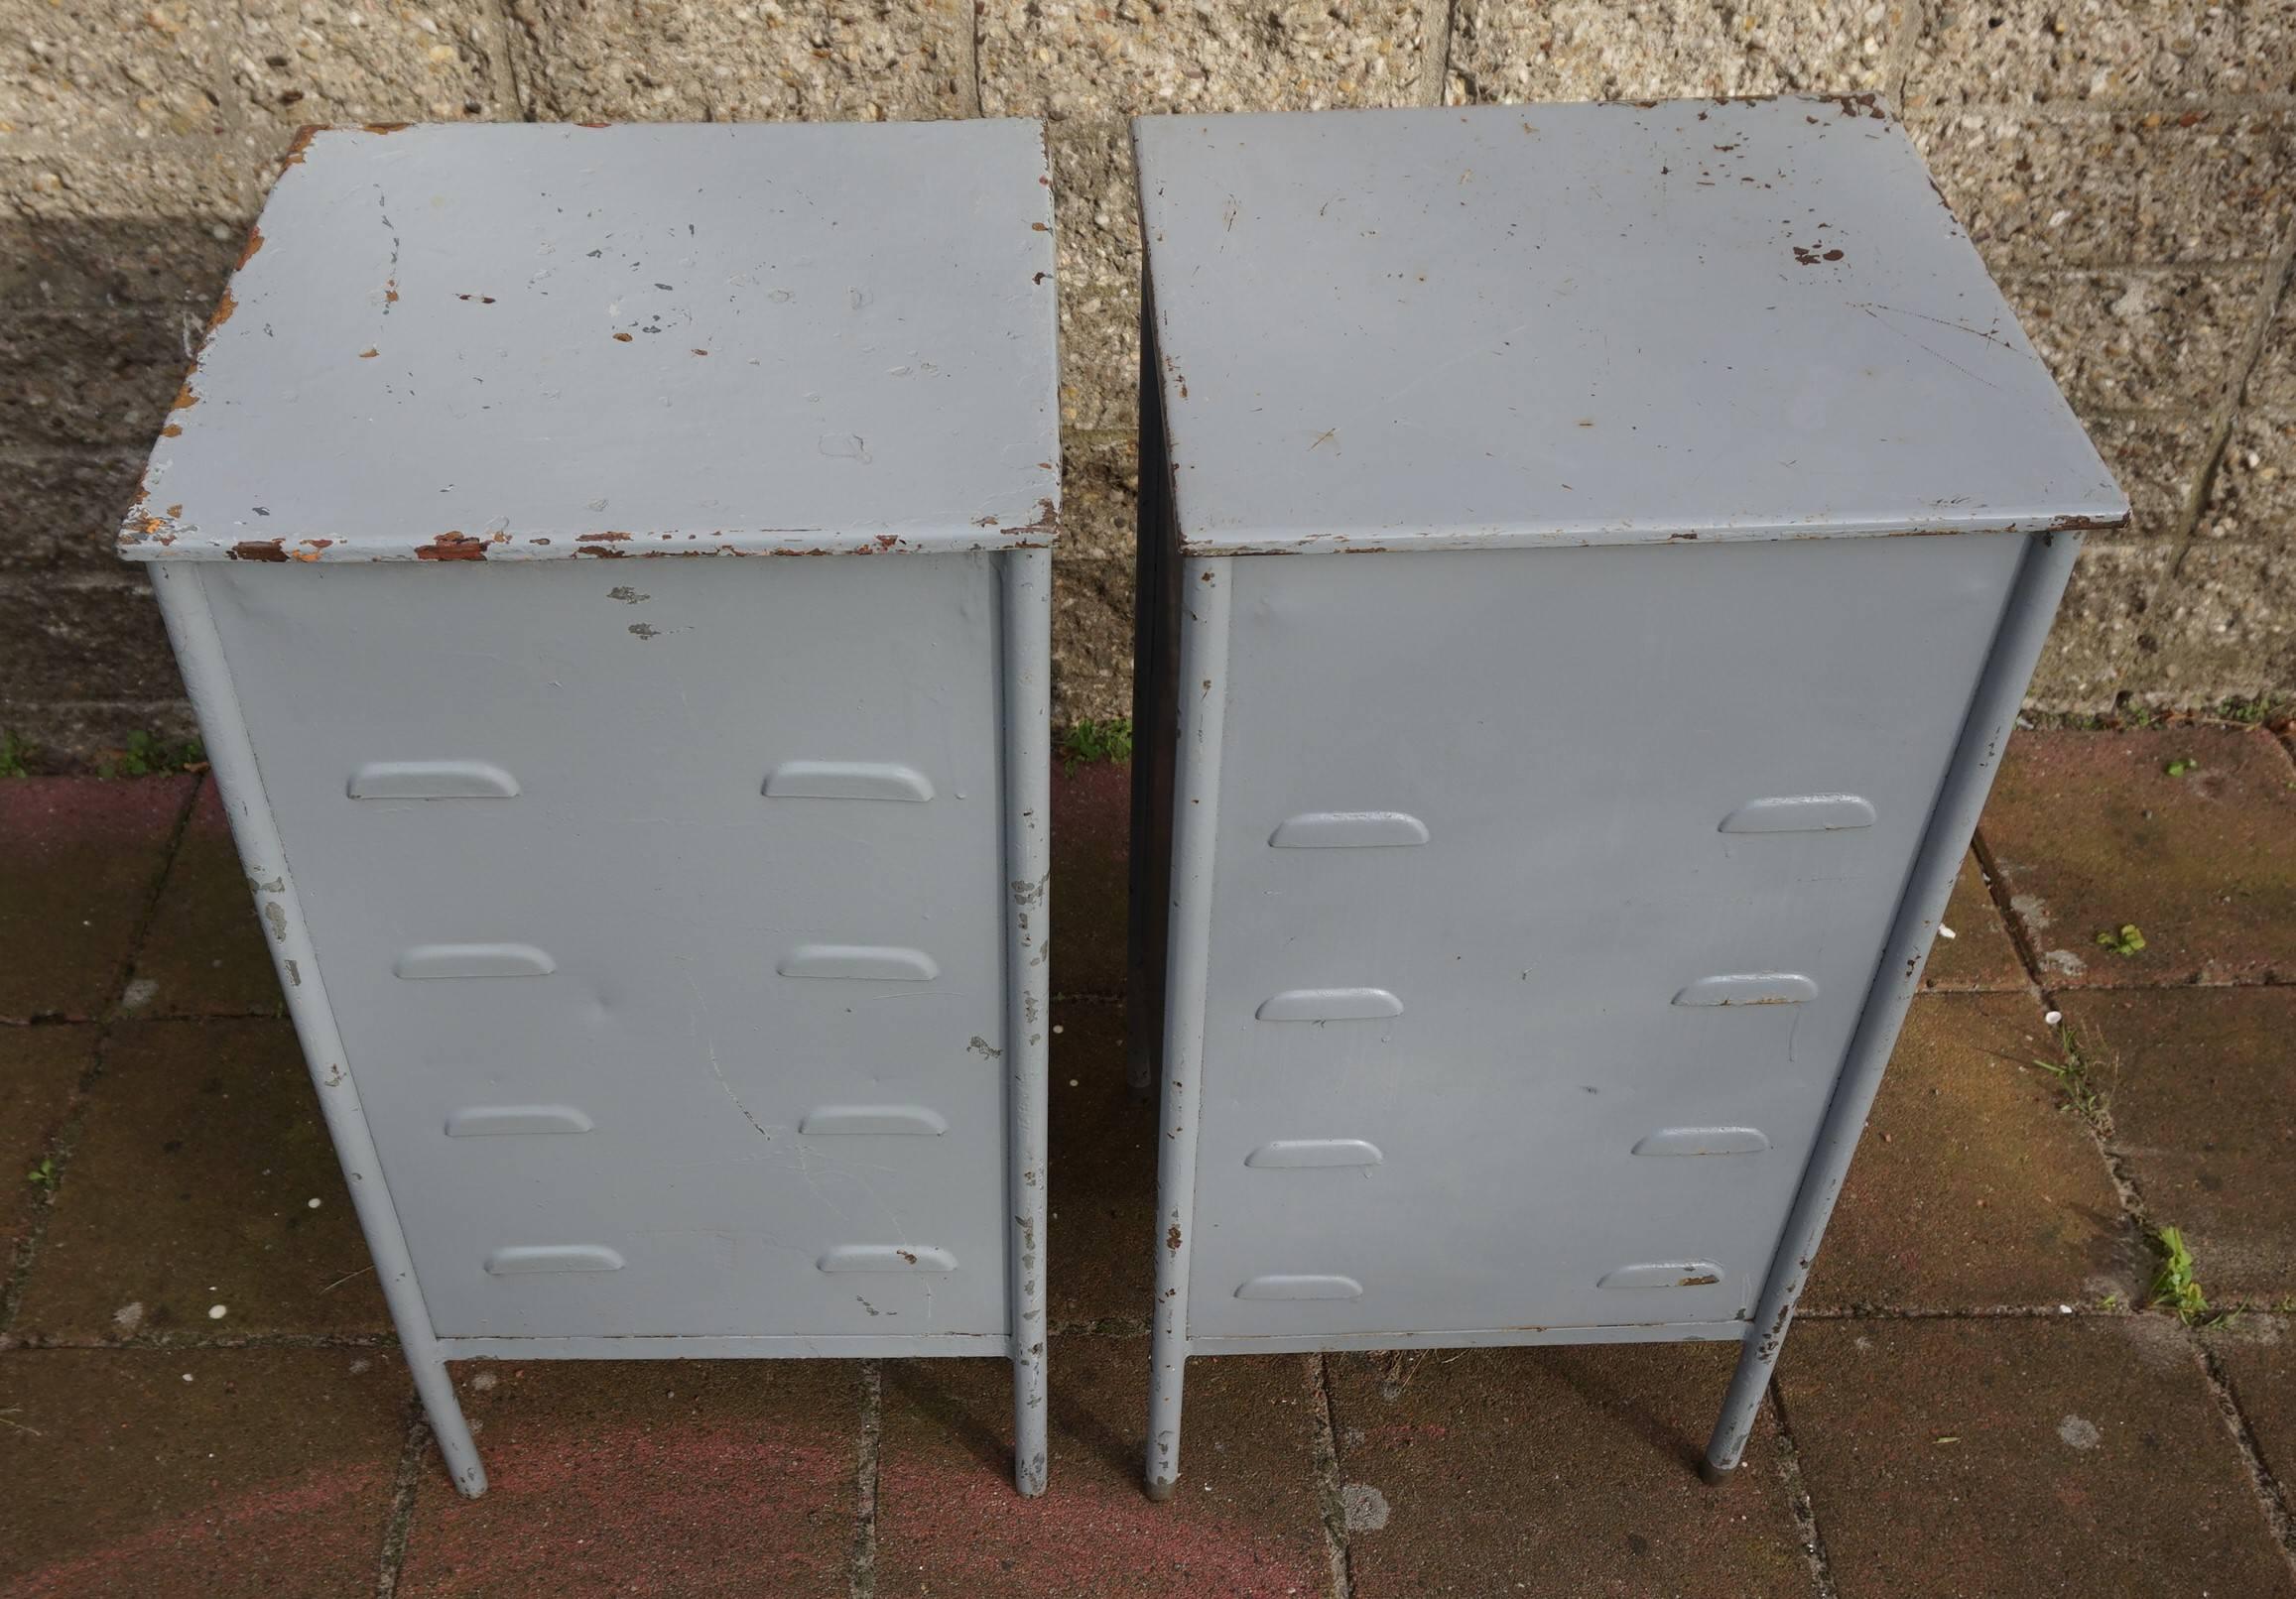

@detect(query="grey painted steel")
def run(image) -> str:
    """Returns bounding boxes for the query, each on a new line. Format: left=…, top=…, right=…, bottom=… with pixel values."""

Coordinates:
left=1703, top=527, right=2085, bottom=1478
left=148, top=561, right=487, bottom=1497
left=1131, top=100, right=2118, bottom=554
left=1132, top=101, right=2128, bottom=1498
left=1145, top=557, right=1230, bottom=1503
left=119, top=120, right=1059, bottom=563
left=129, top=121, right=1058, bottom=1499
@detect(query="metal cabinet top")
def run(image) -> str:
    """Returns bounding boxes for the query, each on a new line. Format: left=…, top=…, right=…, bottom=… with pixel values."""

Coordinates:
left=1132, top=99, right=2126, bottom=556
left=123, top=120, right=1060, bottom=564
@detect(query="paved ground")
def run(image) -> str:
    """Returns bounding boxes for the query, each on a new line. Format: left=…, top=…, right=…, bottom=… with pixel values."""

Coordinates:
left=2, top=724, right=2294, bottom=1597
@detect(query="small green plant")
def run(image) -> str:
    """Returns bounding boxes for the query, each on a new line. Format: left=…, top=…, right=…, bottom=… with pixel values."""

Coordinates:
left=24, top=1157, right=57, bottom=1191
left=2217, top=694, right=2276, bottom=726
left=2150, top=1227, right=2210, bottom=1322
left=0, top=731, right=31, bottom=779
left=1059, top=716, right=1133, bottom=775
left=97, top=730, right=206, bottom=779
left=2120, top=702, right=2162, bottom=730
left=2096, top=923, right=2147, bottom=957
left=2034, top=1029, right=2109, bottom=1125
left=2163, top=756, right=2199, bottom=777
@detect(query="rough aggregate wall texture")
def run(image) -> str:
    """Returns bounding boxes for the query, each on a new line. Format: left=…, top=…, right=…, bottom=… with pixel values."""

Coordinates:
left=1, top=0, right=2290, bottom=756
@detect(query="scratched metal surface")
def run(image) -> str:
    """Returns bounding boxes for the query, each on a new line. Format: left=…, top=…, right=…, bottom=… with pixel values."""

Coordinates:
left=201, top=554, right=1011, bottom=1339
left=123, top=120, right=1060, bottom=562
left=1132, top=98, right=2126, bottom=554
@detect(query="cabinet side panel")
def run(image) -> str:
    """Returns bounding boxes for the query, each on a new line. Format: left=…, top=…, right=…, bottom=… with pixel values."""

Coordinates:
left=1187, top=535, right=2023, bottom=1339
left=203, top=555, right=1010, bottom=1340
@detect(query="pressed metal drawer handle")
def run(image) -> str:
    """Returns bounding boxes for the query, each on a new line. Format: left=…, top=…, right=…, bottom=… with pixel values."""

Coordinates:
left=347, top=761, right=520, bottom=800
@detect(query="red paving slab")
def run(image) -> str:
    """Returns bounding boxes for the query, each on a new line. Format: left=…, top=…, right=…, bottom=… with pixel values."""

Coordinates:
left=2207, top=1318, right=2296, bottom=1499
left=874, top=1338, right=1328, bottom=1597
left=14, top=1019, right=388, bottom=1341
left=1052, top=760, right=1130, bottom=997
left=2059, top=986, right=2296, bottom=1302
left=1328, top=1342, right=1811, bottom=1598
left=1981, top=725, right=2296, bottom=986
left=0, top=1346, right=407, bottom=1597
left=0, top=775, right=194, bottom=1022
left=396, top=1360, right=860, bottom=1598
left=1920, top=850, right=2029, bottom=992
left=0, top=1026, right=91, bottom=1266
left=1777, top=1316, right=2296, bottom=1598
left=128, top=779, right=282, bottom=1018
left=1049, top=1002, right=1156, bottom=1332
left=1805, top=993, right=2135, bottom=1312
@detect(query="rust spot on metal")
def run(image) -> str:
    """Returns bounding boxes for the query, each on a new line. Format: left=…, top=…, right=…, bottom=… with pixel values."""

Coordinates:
left=171, top=381, right=199, bottom=414
left=1678, top=1273, right=1722, bottom=1287
left=231, top=538, right=289, bottom=562
left=416, top=531, right=487, bottom=561
left=2044, top=512, right=2130, bottom=533
left=1030, top=221, right=1050, bottom=232
left=577, top=120, right=611, bottom=129
left=363, top=121, right=412, bottom=134
left=691, top=347, right=708, bottom=356
left=578, top=532, right=632, bottom=543
left=236, top=225, right=265, bottom=270
left=1836, top=92, right=1887, bottom=122
left=896, top=1248, right=918, bottom=1265
left=1166, top=1225, right=1182, bottom=1254
left=291, top=539, right=333, bottom=562
left=161, top=424, right=183, bottom=437
left=282, top=125, right=322, bottom=167
left=384, top=281, right=399, bottom=305
left=457, top=293, right=496, bottom=304
left=358, top=347, right=379, bottom=359
left=209, top=289, right=237, bottom=327
left=166, top=504, right=183, bottom=518
left=612, top=331, right=633, bottom=342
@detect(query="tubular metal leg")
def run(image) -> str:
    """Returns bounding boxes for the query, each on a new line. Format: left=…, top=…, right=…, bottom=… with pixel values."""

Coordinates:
left=1014, top=1350, right=1049, bottom=1496
left=1702, top=531, right=2087, bottom=1485
left=1704, top=1320, right=1783, bottom=1480
left=417, top=1357, right=488, bottom=1497
left=1145, top=1344, right=1185, bottom=1502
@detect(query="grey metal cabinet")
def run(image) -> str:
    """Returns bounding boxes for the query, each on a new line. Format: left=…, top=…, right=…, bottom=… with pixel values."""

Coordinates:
left=1128, top=99, right=2126, bottom=1499
left=122, top=121, right=1059, bottom=1496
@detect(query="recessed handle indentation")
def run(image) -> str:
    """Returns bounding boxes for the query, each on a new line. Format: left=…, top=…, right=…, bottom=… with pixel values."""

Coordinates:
left=395, top=943, right=556, bottom=980
left=1269, top=811, right=1430, bottom=848
left=1599, top=1263, right=1724, bottom=1290
left=1718, top=795, right=1876, bottom=833
left=1671, top=973, right=1817, bottom=1007
left=817, top=1245, right=958, bottom=1274
left=348, top=761, right=520, bottom=800
left=1255, top=988, right=1402, bottom=1022
left=801, top=1106, right=950, bottom=1137
left=1631, top=1127, right=1771, bottom=1157
left=777, top=945, right=940, bottom=982
left=485, top=1245, right=624, bottom=1275
left=1235, top=1275, right=1363, bottom=1300
left=446, top=1105, right=594, bottom=1137
left=1245, top=1139, right=1384, bottom=1168
left=764, top=761, right=934, bottom=802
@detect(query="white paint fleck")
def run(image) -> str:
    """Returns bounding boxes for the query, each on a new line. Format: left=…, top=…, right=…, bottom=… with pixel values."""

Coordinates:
left=113, top=1301, right=146, bottom=1334
left=207, top=1303, right=227, bottom=1320
left=2044, top=1009, right=2063, bottom=1026
left=308, top=1197, right=322, bottom=1209
left=1937, top=924, right=1957, bottom=940
left=1341, top=1483, right=1390, bottom=1533
left=2058, top=1414, right=2101, bottom=1450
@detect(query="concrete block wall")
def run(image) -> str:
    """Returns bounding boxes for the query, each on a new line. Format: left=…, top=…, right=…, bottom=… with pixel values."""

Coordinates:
left=3, top=1, right=2289, bottom=758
